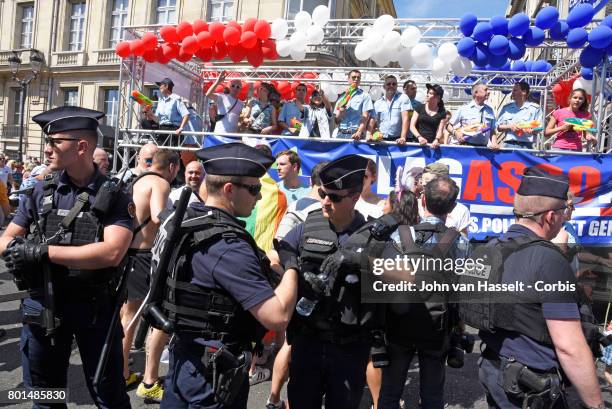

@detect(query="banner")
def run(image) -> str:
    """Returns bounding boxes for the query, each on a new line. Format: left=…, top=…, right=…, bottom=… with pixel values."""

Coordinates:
left=205, top=135, right=612, bottom=244
left=569, top=0, right=608, bottom=13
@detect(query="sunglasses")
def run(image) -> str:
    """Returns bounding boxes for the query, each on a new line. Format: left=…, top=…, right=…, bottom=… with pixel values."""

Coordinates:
left=231, top=84, right=242, bottom=89
left=350, top=76, right=361, bottom=80
left=44, top=136, right=80, bottom=147
left=317, top=188, right=354, bottom=203
left=233, top=181, right=262, bottom=196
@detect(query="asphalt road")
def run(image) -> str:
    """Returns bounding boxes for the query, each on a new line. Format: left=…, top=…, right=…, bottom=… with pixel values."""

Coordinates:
left=1, top=265, right=610, bottom=409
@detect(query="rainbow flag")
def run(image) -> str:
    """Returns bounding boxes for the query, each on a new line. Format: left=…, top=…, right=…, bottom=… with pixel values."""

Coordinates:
left=336, top=85, right=357, bottom=111
left=241, top=173, right=288, bottom=252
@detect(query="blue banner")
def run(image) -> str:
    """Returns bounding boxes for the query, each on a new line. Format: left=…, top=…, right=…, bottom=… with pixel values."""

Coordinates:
left=205, top=135, right=612, bottom=244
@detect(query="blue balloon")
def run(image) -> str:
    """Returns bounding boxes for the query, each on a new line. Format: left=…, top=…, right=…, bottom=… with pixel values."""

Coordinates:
left=464, top=88, right=472, bottom=95
left=489, top=35, right=509, bottom=56
left=457, top=37, right=476, bottom=58
left=603, top=14, right=612, bottom=29
left=511, top=60, right=526, bottom=71
left=508, top=37, right=526, bottom=60
left=580, top=45, right=604, bottom=68
left=545, top=62, right=553, bottom=71
left=549, top=20, right=569, bottom=40
left=508, top=13, right=530, bottom=37
left=488, top=54, right=508, bottom=68
left=581, top=67, right=593, bottom=80
left=460, top=13, right=478, bottom=36
left=472, top=65, right=486, bottom=71
left=532, top=60, right=548, bottom=72
left=501, top=61, right=511, bottom=71
left=607, top=41, right=612, bottom=56
left=531, top=91, right=541, bottom=100
left=524, top=60, right=534, bottom=72
left=490, top=15, right=509, bottom=36
left=567, top=3, right=595, bottom=28
left=535, top=6, right=559, bottom=29
left=472, top=42, right=491, bottom=66
left=472, top=22, right=493, bottom=42
left=522, top=27, right=545, bottom=46
left=566, top=28, right=588, bottom=48
left=588, top=25, right=612, bottom=50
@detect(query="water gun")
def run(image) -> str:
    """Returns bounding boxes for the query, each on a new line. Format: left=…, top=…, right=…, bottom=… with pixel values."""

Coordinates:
left=460, top=123, right=490, bottom=137
left=368, top=131, right=383, bottom=141
left=290, top=118, right=302, bottom=133
left=336, top=85, right=357, bottom=111
left=131, top=90, right=154, bottom=108
left=514, top=120, right=543, bottom=136
left=564, top=117, right=597, bottom=133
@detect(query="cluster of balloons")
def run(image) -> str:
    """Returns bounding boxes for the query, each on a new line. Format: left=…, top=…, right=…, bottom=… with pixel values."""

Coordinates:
left=272, top=6, right=330, bottom=61
left=114, top=19, right=279, bottom=68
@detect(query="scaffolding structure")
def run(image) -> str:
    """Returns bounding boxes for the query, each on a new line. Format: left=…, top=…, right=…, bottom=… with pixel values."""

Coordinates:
left=112, top=18, right=611, bottom=171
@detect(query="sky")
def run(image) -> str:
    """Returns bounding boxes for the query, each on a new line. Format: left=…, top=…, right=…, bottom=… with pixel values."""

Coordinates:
left=393, top=0, right=508, bottom=19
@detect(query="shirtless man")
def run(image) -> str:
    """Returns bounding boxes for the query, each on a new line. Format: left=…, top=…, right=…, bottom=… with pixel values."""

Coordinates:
left=122, top=143, right=158, bottom=182
left=120, top=149, right=179, bottom=402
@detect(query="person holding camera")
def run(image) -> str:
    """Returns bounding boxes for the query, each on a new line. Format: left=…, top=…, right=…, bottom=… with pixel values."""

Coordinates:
left=206, top=71, right=245, bottom=134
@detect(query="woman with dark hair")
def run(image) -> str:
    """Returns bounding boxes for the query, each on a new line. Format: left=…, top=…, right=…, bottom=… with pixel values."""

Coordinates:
left=410, top=84, right=447, bottom=149
left=244, top=82, right=278, bottom=135
left=383, top=189, right=419, bottom=226
left=545, top=88, right=595, bottom=151
left=299, top=89, right=333, bottom=138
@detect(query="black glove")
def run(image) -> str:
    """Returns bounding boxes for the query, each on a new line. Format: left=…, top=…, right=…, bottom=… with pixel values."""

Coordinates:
left=319, top=249, right=363, bottom=295
left=2, top=239, right=48, bottom=290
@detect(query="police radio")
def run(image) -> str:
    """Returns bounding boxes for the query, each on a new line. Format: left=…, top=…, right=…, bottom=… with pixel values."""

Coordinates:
left=91, top=167, right=129, bottom=215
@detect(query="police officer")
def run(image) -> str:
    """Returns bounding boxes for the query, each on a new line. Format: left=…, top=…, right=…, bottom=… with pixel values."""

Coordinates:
left=0, top=106, right=134, bottom=408
left=278, top=154, right=372, bottom=409
left=160, top=142, right=298, bottom=409
left=474, top=167, right=603, bottom=409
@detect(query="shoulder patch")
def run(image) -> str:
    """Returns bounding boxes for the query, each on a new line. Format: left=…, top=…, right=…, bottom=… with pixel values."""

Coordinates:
left=305, top=237, right=335, bottom=247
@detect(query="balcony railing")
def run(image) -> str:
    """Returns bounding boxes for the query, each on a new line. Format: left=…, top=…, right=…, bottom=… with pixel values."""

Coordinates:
left=0, top=125, right=20, bottom=140
left=94, top=49, right=120, bottom=64
left=51, top=51, right=87, bottom=66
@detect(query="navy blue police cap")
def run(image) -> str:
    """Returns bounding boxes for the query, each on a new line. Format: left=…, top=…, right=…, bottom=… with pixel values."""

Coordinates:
left=320, top=154, right=368, bottom=190
left=196, top=142, right=274, bottom=178
left=32, top=106, right=105, bottom=135
left=517, top=166, right=569, bottom=199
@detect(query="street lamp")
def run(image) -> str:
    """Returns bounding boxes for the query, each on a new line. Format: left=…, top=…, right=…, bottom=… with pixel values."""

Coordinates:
left=8, top=49, right=44, bottom=161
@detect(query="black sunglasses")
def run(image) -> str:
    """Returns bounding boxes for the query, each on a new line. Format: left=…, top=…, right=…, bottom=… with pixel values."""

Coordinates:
left=317, top=188, right=354, bottom=203
left=45, top=136, right=80, bottom=147
left=233, top=181, right=262, bottom=196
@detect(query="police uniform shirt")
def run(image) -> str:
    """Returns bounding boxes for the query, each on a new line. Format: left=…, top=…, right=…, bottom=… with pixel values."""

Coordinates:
left=155, top=93, right=189, bottom=127
left=334, top=88, right=374, bottom=133
left=189, top=206, right=275, bottom=312
left=12, top=167, right=134, bottom=232
left=497, top=101, right=542, bottom=143
left=449, top=100, right=496, bottom=146
left=479, top=224, right=579, bottom=371
left=373, top=91, right=412, bottom=138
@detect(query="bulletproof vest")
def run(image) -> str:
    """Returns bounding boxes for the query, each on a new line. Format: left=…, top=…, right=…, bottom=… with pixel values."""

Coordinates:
left=162, top=206, right=273, bottom=351
left=458, top=236, right=579, bottom=346
left=39, top=172, right=119, bottom=287
left=386, top=222, right=460, bottom=345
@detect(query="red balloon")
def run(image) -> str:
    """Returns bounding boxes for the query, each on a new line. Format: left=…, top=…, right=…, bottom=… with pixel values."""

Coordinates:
left=177, top=50, right=193, bottom=62
left=130, top=39, right=146, bottom=56
left=243, top=18, right=258, bottom=32
left=223, top=26, right=241, bottom=46
left=197, top=31, right=214, bottom=49
left=115, top=41, right=131, bottom=58
left=247, top=45, right=264, bottom=67
left=160, top=25, right=179, bottom=43
left=141, top=32, right=158, bottom=50
left=209, top=22, right=225, bottom=42
left=214, top=84, right=226, bottom=93
left=240, top=31, right=258, bottom=49
left=143, top=47, right=158, bottom=63
left=261, top=39, right=278, bottom=59
left=228, top=45, right=247, bottom=63
left=303, top=72, right=318, bottom=79
left=238, top=84, right=249, bottom=101
left=290, top=81, right=300, bottom=91
left=213, top=42, right=228, bottom=59
left=192, top=19, right=208, bottom=34
left=227, top=20, right=242, bottom=33
left=181, top=36, right=199, bottom=54
left=162, top=43, right=179, bottom=60
left=277, top=81, right=290, bottom=93
left=195, top=48, right=213, bottom=62
left=254, top=20, right=272, bottom=40
left=176, top=21, right=193, bottom=40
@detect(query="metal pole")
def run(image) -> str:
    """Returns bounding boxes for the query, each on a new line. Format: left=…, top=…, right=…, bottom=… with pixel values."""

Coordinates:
left=17, top=82, right=27, bottom=161
left=112, top=58, right=124, bottom=174
left=597, top=58, right=608, bottom=152
left=539, top=83, right=548, bottom=151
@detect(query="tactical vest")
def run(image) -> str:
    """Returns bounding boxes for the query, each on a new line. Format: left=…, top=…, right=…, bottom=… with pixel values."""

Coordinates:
left=458, top=236, right=580, bottom=345
left=162, top=206, right=274, bottom=352
left=39, top=172, right=119, bottom=288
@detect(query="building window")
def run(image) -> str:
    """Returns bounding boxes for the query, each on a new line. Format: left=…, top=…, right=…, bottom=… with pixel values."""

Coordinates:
left=156, top=0, right=176, bottom=25
left=208, top=0, right=234, bottom=22
left=104, top=89, right=119, bottom=127
left=12, top=89, right=24, bottom=125
left=20, top=4, right=34, bottom=48
left=285, top=0, right=331, bottom=20
left=63, top=88, right=79, bottom=106
left=69, top=1, right=87, bottom=51
left=109, top=0, right=128, bottom=48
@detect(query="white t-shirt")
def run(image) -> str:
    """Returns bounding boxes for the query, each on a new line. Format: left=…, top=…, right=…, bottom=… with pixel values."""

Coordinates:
left=168, top=187, right=201, bottom=207
left=214, top=94, right=244, bottom=134
left=355, top=198, right=384, bottom=220
left=418, top=201, right=471, bottom=233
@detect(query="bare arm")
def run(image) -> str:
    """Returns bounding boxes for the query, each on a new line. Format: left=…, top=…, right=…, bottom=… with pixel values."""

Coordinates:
left=432, top=117, right=446, bottom=147
left=205, top=71, right=226, bottom=101
left=248, top=268, right=298, bottom=331
left=400, top=110, right=410, bottom=140
left=545, top=115, right=572, bottom=137
left=150, top=181, right=171, bottom=225
left=546, top=318, right=602, bottom=407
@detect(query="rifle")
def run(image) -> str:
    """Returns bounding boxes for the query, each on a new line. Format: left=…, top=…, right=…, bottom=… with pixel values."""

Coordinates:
left=133, top=186, right=193, bottom=349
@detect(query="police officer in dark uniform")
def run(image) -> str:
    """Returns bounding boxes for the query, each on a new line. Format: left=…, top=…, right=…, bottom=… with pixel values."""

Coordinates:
left=159, top=143, right=298, bottom=409
left=278, top=154, right=371, bottom=409
left=0, top=106, right=134, bottom=408
left=473, top=167, right=603, bottom=409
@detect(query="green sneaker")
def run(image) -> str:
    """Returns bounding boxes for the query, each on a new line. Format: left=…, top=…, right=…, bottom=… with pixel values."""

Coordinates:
left=136, top=380, right=164, bottom=403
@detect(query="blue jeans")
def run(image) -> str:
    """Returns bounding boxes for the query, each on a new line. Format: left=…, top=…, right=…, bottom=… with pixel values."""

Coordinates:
left=378, top=343, right=447, bottom=409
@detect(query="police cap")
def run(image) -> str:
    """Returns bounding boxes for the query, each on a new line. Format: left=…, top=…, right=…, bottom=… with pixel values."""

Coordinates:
left=155, top=77, right=174, bottom=89
left=196, top=142, right=274, bottom=177
left=32, top=106, right=105, bottom=135
left=517, top=166, right=569, bottom=199
left=320, top=154, right=368, bottom=190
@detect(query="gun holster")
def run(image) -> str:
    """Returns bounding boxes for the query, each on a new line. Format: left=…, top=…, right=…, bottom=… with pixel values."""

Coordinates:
left=203, top=347, right=252, bottom=407
left=500, top=357, right=564, bottom=408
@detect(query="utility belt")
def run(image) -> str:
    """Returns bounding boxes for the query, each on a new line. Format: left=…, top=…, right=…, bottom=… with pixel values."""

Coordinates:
left=174, top=336, right=252, bottom=407
left=482, top=347, right=567, bottom=409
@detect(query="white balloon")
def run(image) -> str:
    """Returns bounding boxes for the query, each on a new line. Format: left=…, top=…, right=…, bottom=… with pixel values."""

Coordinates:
left=411, top=43, right=432, bottom=68
left=582, top=78, right=593, bottom=91
left=332, top=70, right=345, bottom=81
left=276, top=39, right=292, bottom=57
left=291, top=48, right=306, bottom=61
left=312, top=5, right=330, bottom=27
left=438, top=42, right=458, bottom=64
left=373, top=14, right=395, bottom=35
left=290, top=31, right=308, bottom=50
left=354, top=40, right=372, bottom=61
left=451, top=56, right=473, bottom=76
left=306, top=25, right=325, bottom=45
left=294, top=11, right=312, bottom=32
left=370, top=86, right=384, bottom=100
left=415, top=89, right=426, bottom=102
left=401, top=26, right=421, bottom=48
left=398, top=49, right=414, bottom=70
left=431, top=57, right=450, bottom=77
left=363, top=26, right=374, bottom=38
left=388, top=44, right=403, bottom=62
left=382, top=31, right=401, bottom=51
left=326, top=89, right=338, bottom=102
left=271, top=19, right=289, bottom=40
left=371, top=49, right=390, bottom=67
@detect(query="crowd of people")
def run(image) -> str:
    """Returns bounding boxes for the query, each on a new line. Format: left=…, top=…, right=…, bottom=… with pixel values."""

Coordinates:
left=141, top=70, right=598, bottom=152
